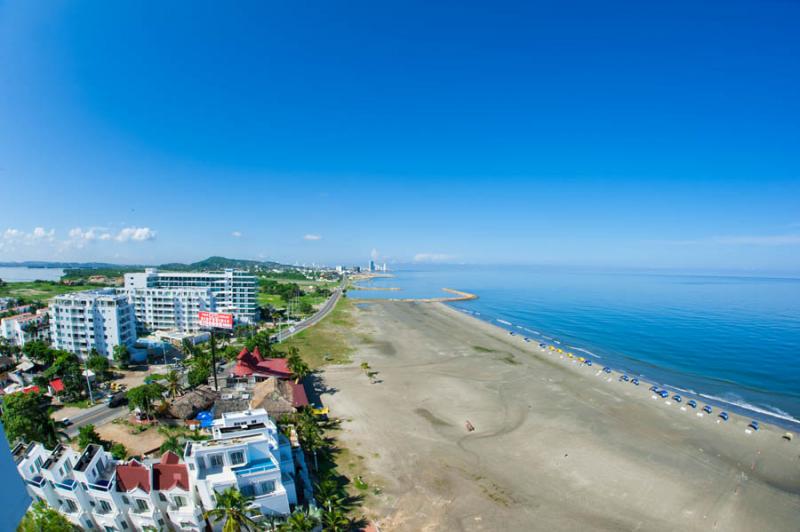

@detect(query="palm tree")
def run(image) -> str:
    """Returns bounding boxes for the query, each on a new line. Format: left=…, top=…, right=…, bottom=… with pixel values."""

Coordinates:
left=287, top=357, right=310, bottom=384
left=278, top=509, right=319, bottom=532
left=321, top=508, right=350, bottom=532
left=314, top=475, right=345, bottom=512
left=203, top=487, right=261, bottom=532
left=166, top=370, right=181, bottom=398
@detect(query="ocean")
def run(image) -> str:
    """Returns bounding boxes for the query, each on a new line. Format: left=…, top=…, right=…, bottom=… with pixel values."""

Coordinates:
left=350, top=265, right=800, bottom=428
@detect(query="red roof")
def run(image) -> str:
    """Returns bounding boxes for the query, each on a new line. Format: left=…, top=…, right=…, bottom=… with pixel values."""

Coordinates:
left=152, top=451, right=189, bottom=491
left=232, top=351, right=292, bottom=379
left=116, top=460, right=151, bottom=493
left=49, top=379, right=65, bottom=393
left=289, top=381, right=309, bottom=408
left=20, top=385, right=40, bottom=395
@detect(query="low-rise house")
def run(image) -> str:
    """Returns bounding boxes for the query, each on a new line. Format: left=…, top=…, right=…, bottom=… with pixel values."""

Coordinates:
left=0, top=309, right=49, bottom=347
left=249, top=377, right=309, bottom=417
left=231, top=348, right=293, bottom=381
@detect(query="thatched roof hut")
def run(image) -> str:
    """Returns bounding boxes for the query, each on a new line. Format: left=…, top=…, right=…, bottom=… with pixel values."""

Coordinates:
left=249, top=377, right=309, bottom=418
left=167, top=385, right=219, bottom=420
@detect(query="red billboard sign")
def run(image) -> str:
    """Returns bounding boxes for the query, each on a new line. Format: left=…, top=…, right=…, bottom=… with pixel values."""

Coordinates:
left=198, top=311, right=234, bottom=330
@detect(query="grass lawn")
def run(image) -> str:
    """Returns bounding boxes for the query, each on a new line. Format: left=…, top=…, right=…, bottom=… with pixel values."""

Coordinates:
left=259, top=276, right=337, bottom=287
left=0, top=281, right=105, bottom=302
left=258, top=293, right=285, bottom=307
left=276, top=297, right=356, bottom=368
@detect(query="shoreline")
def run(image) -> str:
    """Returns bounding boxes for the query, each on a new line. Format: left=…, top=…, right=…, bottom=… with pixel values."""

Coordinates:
left=322, top=301, right=800, bottom=530
left=444, top=302, right=800, bottom=433
left=352, top=287, right=479, bottom=303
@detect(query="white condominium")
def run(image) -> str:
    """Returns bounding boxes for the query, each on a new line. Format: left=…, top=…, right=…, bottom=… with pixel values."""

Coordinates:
left=0, top=309, right=49, bottom=346
left=184, top=409, right=297, bottom=520
left=124, top=268, right=257, bottom=324
left=125, top=287, right=214, bottom=334
left=48, top=289, right=136, bottom=358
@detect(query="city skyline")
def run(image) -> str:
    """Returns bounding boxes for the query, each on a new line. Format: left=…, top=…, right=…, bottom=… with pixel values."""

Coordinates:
left=1, top=1, right=798, bottom=271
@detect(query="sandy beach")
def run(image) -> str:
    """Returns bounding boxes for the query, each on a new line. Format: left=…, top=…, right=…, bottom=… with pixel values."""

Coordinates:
left=321, top=301, right=800, bottom=531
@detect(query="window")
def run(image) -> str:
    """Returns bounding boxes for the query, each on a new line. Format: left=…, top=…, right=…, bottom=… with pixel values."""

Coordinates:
left=173, top=495, right=186, bottom=508
left=209, top=454, right=223, bottom=467
left=121, top=522, right=128, bottom=530
left=121, top=495, right=129, bottom=504
left=98, top=500, right=112, bottom=513
left=260, top=480, right=275, bottom=495
left=230, top=451, right=245, bottom=465
left=158, top=492, right=167, bottom=502
left=240, top=484, right=255, bottom=497
left=64, top=499, right=78, bottom=513
left=135, top=499, right=149, bottom=512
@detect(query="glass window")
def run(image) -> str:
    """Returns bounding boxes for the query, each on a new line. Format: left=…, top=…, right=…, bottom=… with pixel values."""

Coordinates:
left=209, top=454, right=223, bottom=467
left=136, top=499, right=149, bottom=511
left=260, top=480, right=275, bottom=495
left=230, top=451, right=244, bottom=465
left=173, top=496, right=186, bottom=508
left=158, top=492, right=166, bottom=502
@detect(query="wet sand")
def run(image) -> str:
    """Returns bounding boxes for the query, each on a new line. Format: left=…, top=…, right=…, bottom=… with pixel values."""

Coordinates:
left=321, top=301, right=800, bottom=531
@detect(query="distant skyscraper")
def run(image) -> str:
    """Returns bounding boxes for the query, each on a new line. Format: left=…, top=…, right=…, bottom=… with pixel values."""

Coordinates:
left=368, top=260, right=376, bottom=272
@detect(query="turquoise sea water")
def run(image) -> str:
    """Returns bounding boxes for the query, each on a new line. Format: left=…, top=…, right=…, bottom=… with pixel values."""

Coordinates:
left=351, top=265, right=800, bottom=428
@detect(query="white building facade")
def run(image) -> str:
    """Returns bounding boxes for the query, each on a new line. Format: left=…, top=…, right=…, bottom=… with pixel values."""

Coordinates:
left=0, top=309, right=49, bottom=346
left=184, top=409, right=297, bottom=525
left=124, top=269, right=258, bottom=324
left=14, top=442, right=205, bottom=531
left=48, top=289, right=136, bottom=359
left=123, top=286, right=215, bottom=334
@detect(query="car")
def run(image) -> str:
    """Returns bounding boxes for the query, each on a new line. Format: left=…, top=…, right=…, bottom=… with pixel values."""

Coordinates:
left=719, top=412, right=729, bottom=421
left=673, top=394, right=682, bottom=402
left=649, top=385, right=658, bottom=392
left=688, top=399, right=697, bottom=408
left=703, top=405, right=712, bottom=414
left=631, top=378, right=639, bottom=385
left=107, top=393, right=128, bottom=408
left=659, top=390, right=669, bottom=398
left=61, top=418, right=72, bottom=427
left=749, top=420, right=760, bottom=431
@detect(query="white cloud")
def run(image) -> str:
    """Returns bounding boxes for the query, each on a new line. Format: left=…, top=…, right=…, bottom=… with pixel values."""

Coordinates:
left=3, top=228, right=23, bottom=240
left=370, top=248, right=380, bottom=260
left=413, top=253, right=455, bottom=263
left=32, top=227, right=55, bottom=241
left=304, top=234, right=322, bottom=241
left=232, top=231, right=242, bottom=238
left=3, top=227, right=55, bottom=242
left=115, top=227, right=156, bottom=242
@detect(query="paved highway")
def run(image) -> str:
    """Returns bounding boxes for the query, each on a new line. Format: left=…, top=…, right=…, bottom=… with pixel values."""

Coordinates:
left=272, top=281, right=344, bottom=343
left=64, top=401, right=127, bottom=438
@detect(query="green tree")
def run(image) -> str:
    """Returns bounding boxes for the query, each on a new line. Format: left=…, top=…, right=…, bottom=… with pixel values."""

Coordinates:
left=315, top=474, right=345, bottom=512
left=158, top=427, right=184, bottom=455
left=87, top=353, right=111, bottom=381
left=287, top=351, right=310, bottom=384
left=77, top=424, right=104, bottom=450
left=321, top=508, right=350, bottom=532
left=22, top=341, right=54, bottom=366
left=17, top=500, right=79, bottom=531
left=126, top=383, right=165, bottom=420
left=165, top=370, right=182, bottom=398
left=203, top=487, right=261, bottom=532
left=278, top=509, right=319, bottom=532
left=110, top=442, right=128, bottom=460
left=187, top=365, right=211, bottom=388
left=2, top=391, right=63, bottom=448
left=113, top=344, right=131, bottom=369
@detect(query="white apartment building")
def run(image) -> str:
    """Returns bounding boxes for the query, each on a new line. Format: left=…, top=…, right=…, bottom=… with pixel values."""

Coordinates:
left=14, top=442, right=204, bottom=531
left=184, top=409, right=297, bottom=524
left=124, top=286, right=215, bottom=334
left=124, top=268, right=258, bottom=324
left=0, top=309, right=49, bottom=346
left=48, top=289, right=136, bottom=359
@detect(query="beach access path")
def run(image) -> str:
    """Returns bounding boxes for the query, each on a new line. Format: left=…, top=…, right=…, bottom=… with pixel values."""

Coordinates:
left=321, top=300, right=800, bottom=531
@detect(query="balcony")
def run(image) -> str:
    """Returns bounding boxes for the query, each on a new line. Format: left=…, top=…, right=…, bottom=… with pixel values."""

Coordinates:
left=55, top=478, right=78, bottom=491
left=26, top=475, right=46, bottom=488
left=233, top=458, right=277, bottom=477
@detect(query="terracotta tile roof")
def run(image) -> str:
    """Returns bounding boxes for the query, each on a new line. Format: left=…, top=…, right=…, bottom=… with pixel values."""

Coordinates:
left=232, top=352, right=292, bottom=379
left=290, top=381, right=309, bottom=408
left=49, top=379, right=65, bottom=393
left=116, top=460, right=151, bottom=493
left=152, top=451, right=189, bottom=491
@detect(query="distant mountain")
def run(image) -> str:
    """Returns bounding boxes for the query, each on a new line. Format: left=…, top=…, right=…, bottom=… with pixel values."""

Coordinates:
left=1, top=257, right=294, bottom=276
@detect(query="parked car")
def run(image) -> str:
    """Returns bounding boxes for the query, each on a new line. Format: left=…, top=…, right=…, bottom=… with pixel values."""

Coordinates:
left=688, top=399, right=697, bottom=408
left=107, top=393, right=128, bottom=408
left=61, top=418, right=72, bottom=427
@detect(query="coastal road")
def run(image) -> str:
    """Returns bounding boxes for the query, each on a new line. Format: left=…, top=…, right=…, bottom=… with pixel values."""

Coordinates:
left=272, top=280, right=344, bottom=343
left=64, top=402, right=127, bottom=438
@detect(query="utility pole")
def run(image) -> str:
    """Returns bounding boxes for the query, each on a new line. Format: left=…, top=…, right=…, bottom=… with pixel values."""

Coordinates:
left=84, top=358, right=94, bottom=405
left=209, top=331, right=219, bottom=391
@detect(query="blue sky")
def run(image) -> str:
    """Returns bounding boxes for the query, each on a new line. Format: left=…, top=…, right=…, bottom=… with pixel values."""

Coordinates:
left=0, top=1, right=798, bottom=271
